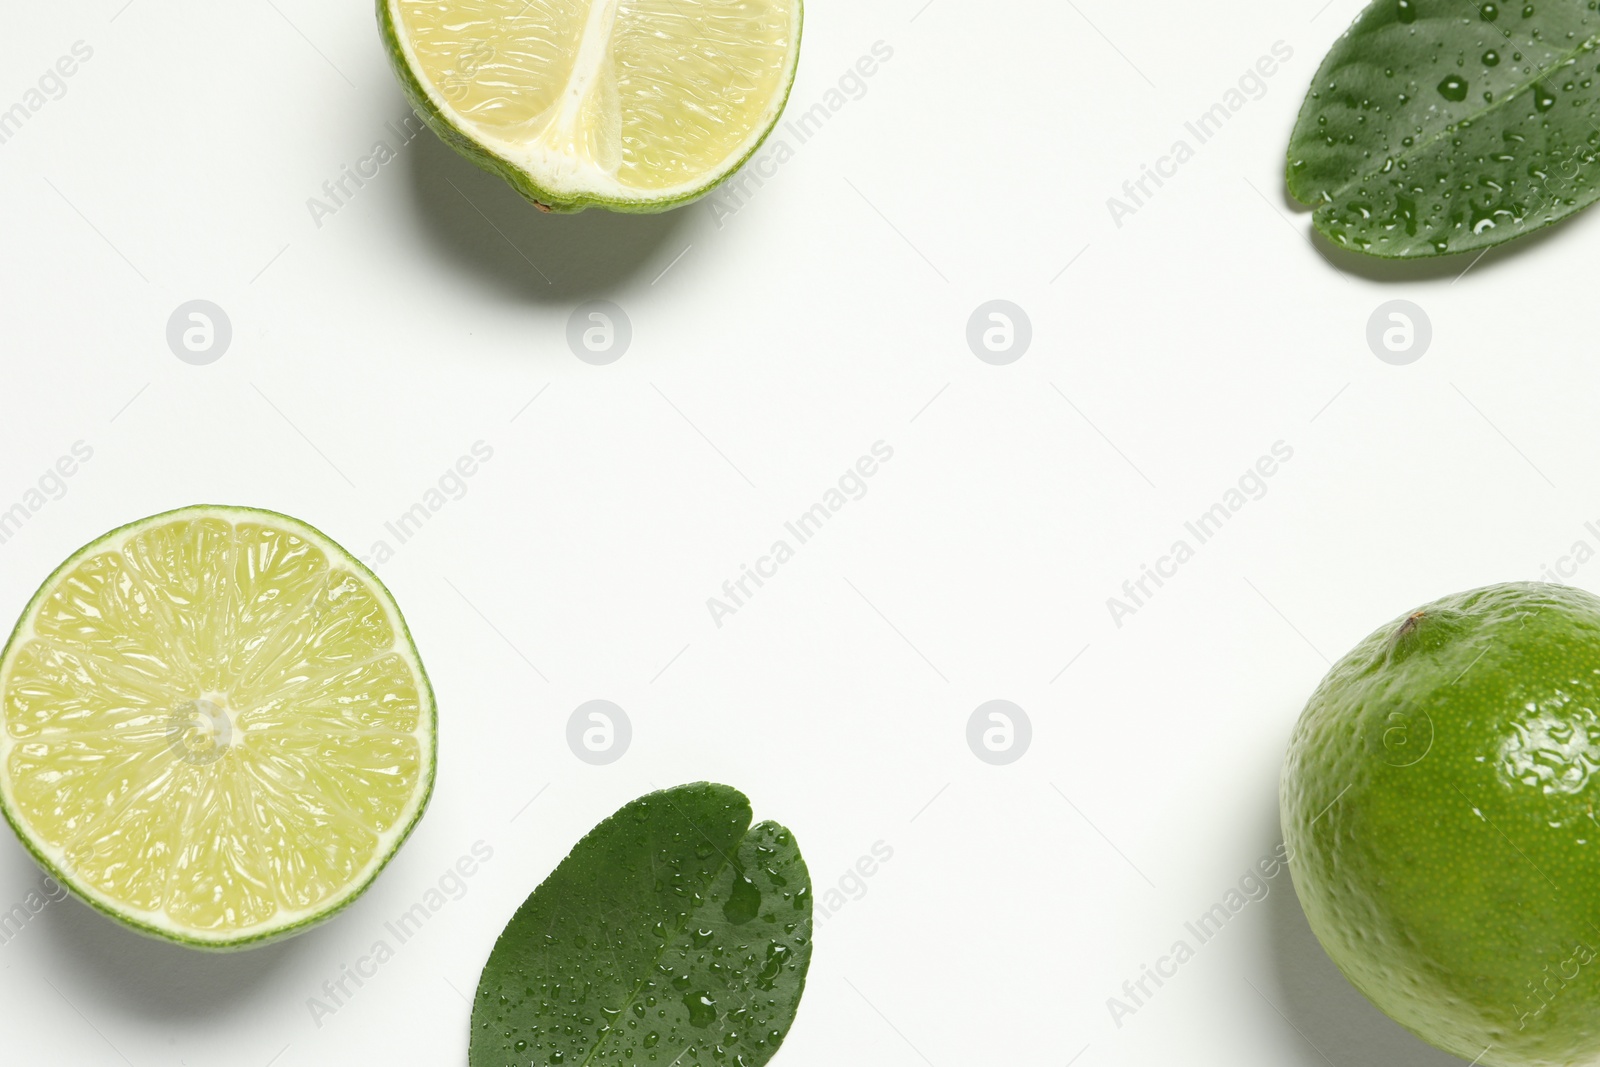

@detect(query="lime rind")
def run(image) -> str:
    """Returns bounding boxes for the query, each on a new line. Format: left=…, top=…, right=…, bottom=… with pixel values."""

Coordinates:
left=1282, top=582, right=1600, bottom=1063
left=377, top=0, right=804, bottom=214
left=0, top=505, right=437, bottom=951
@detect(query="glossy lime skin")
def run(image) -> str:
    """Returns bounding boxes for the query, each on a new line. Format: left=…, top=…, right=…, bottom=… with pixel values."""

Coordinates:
left=1283, top=583, right=1600, bottom=1066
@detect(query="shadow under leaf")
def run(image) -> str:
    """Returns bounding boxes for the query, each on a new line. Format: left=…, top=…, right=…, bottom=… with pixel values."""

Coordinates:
left=1276, top=175, right=1592, bottom=282
left=1306, top=217, right=1581, bottom=283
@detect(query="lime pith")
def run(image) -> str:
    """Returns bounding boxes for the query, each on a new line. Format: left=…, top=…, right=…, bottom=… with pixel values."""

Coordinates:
left=0, top=506, right=436, bottom=950
left=378, top=0, right=803, bottom=213
left=1283, top=583, right=1600, bottom=1066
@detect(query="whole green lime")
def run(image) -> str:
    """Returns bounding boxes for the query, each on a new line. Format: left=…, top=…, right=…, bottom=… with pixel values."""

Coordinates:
left=1283, top=582, right=1600, bottom=1066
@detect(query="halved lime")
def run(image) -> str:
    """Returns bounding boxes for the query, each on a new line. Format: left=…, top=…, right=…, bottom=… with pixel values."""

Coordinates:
left=0, top=506, right=436, bottom=949
left=378, top=0, right=804, bottom=213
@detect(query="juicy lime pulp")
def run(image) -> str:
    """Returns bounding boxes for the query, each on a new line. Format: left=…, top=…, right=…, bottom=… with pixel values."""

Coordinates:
left=0, top=506, right=436, bottom=949
left=1282, top=583, right=1600, bottom=1065
left=379, top=0, right=803, bottom=212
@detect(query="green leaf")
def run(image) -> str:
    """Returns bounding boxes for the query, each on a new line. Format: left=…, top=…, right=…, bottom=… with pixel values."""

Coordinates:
left=470, top=783, right=813, bottom=1067
left=1287, top=0, right=1600, bottom=258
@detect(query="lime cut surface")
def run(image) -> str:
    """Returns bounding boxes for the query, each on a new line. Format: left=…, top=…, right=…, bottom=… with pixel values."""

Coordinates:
left=380, top=0, right=803, bottom=212
left=0, top=506, right=435, bottom=949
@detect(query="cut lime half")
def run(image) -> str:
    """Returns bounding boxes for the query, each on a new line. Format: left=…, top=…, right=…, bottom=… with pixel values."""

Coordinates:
left=0, top=506, right=436, bottom=949
left=379, top=0, right=804, bottom=213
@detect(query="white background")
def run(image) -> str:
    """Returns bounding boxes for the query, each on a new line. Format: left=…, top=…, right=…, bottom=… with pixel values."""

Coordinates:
left=0, top=0, right=1587, bottom=1064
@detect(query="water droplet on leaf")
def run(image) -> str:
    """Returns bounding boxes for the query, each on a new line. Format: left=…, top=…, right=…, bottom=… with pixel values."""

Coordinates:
left=723, top=874, right=760, bottom=925
left=684, top=993, right=718, bottom=1029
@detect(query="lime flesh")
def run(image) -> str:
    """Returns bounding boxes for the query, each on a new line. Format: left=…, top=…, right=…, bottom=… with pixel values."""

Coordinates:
left=380, top=0, right=803, bottom=212
left=1283, top=582, right=1600, bottom=1065
left=0, top=506, right=435, bottom=949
